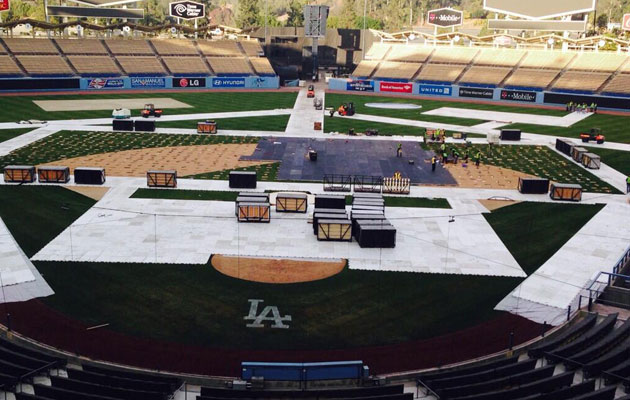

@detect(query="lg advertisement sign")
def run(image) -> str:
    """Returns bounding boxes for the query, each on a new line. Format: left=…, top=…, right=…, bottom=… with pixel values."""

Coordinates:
left=623, top=14, right=630, bottom=31
left=0, top=0, right=9, bottom=12
left=173, top=77, right=206, bottom=88
left=169, top=1, right=204, bottom=19
left=427, top=8, right=463, bottom=28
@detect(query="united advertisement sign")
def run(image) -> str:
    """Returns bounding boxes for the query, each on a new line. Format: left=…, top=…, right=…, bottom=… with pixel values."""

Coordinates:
left=427, top=8, right=463, bottom=28
left=0, top=0, right=9, bottom=12
left=380, top=82, right=412, bottom=93
left=500, top=89, right=537, bottom=103
left=212, top=77, right=245, bottom=88
left=347, top=80, right=374, bottom=92
left=418, top=84, right=452, bottom=96
left=87, top=78, right=124, bottom=89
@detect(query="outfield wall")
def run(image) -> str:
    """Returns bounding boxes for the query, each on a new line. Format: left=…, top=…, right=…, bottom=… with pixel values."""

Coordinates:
left=328, top=78, right=630, bottom=111
left=0, top=76, right=280, bottom=92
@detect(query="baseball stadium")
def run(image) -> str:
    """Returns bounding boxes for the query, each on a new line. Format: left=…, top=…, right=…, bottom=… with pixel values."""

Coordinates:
left=0, top=0, right=629, bottom=399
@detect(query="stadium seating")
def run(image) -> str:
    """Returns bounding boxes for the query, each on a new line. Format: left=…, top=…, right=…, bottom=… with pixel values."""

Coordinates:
left=528, top=313, right=597, bottom=358
left=0, top=55, right=23, bottom=76
left=564, top=317, right=630, bottom=369
left=419, top=355, right=519, bottom=383
left=430, top=47, right=479, bottom=64
left=16, top=55, right=73, bottom=76
left=417, top=64, right=465, bottom=83
left=386, top=45, right=433, bottom=62
left=67, top=56, right=121, bottom=76
left=67, top=368, right=173, bottom=394
left=504, top=69, right=560, bottom=89
left=240, top=40, right=264, bottom=57
left=459, top=66, right=511, bottom=86
left=250, top=57, right=275, bottom=75
left=426, top=359, right=537, bottom=390
left=207, top=57, right=253, bottom=75
left=116, top=56, right=166, bottom=75
left=552, top=71, right=611, bottom=93
left=49, top=375, right=168, bottom=400
left=162, top=56, right=209, bottom=75
left=602, top=74, right=630, bottom=95
left=2, top=38, right=57, bottom=54
left=570, top=52, right=627, bottom=72
left=55, top=39, right=107, bottom=55
left=199, top=384, right=407, bottom=398
left=365, top=42, right=391, bottom=60
left=197, top=40, right=243, bottom=57
left=352, top=60, right=379, bottom=77
left=372, top=61, right=420, bottom=80
left=519, top=51, right=575, bottom=69
left=104, top=39, right=154, bottom=55
left=151, top=39, right=198, bottom=55
left=81, top=364, right=180, bottom=388
left=546, top=313, right=617, bottom=363
left=472, top=48, right=525, bottom=67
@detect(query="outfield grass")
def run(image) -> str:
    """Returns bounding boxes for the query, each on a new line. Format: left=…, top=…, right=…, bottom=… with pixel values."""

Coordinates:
left=0, top=128, right=34, bottom=144
left=584, top=147, right=630, bottom=176
left=324, top=116, right=484, bottom=138
left=156, top=115, right=290, bottom=132
left=0, top=131, right=260, bottom=168
left=0, top=92, right=298, bottom=122
left=485, top=202, right=604, bottom=275
left=0, top=187, right=596, bottom=350
left=185, top=162, right=279, bottom=181
left=426, top=143, right=620, bottom=194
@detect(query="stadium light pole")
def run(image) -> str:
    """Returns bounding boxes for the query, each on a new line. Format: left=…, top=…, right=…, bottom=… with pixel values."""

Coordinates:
left=361, top=0, right=367, bottom=60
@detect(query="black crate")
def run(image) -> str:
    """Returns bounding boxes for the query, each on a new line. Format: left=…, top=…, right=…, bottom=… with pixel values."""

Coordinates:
left=313, top=208, right=348, bottom=215
left=112, top=119, right=134, bottom=131
left=355, top=219, right=393, bottom=240
left=314, top=195, right=346, bottom=210
left=134, top=120, right=156, bottom=132
left=74, top=167, right=106, bottom=185
left=229, top=171, right=257, bottom=189
left=500, top=129, right=521, bottom=141
left=358, top=226, right=397, bottom=248
left=518, top=177, right=550, bottom=194
left=555, top=138, right=574, bottom=156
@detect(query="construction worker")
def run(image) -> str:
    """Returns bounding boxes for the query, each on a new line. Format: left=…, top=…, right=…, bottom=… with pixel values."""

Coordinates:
left=463, top=149, right=469, bottom=163
left=627, top=176, right=630, bottom=193
left=431, top=156, right=437, bottom=172
left=474, top=150, right=482, bottom=167
left=440, top=142, right=446, bottom=153
left=397, top=143, right=403, bottom=158
left=442, top=151, right=449, bottom=164
left=338, top=105, right=345, bottom=115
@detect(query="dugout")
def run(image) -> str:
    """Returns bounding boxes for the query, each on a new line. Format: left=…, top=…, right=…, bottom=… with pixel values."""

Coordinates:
left=317, top=219, right=352, bottom=242
left=518, top=177, right=549, bottom=194
left=38, top=166, right=70, bottom=183
left=314, top=194, right=346, bottom=210
left=276, top=193, right=308, bottom=213
left=571, top=147, right=588, bottom=163
left=237, top=202, right=270, bottom=223
left=581, top=153, right=601, bottom=170
left=229, top=171, right=257, bottom=189
left=197, top=120, right=217, bottom=134
left=74, top=167, right=106, bottom=185
left=3, top=165, right=36, bottom=183
left=147, top=170, right=177, bottom=188
left=550, top=183, right=582, bottom=202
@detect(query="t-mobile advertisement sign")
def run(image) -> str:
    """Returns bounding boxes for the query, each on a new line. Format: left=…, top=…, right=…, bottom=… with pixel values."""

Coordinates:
left=379, top=82, right=413, bottom=93
left=500, top=89, right=537, bottom=102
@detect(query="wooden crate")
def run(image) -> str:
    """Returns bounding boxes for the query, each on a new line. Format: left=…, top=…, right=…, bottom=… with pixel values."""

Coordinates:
left=276, top=193, right=308, bottom=213
left=571, top=147, right=588, bottom=163
left=312, top=212, right=348, bottom=234
left=550, top=183, right=582, bottom=202
left=237, top=203, right=270, bottom=223
left=147, top=170, right=177, bottom=188
left=3, top=165, right=36, bottom=183
left=581, top=153, right=601, bottom=170
left=383, top=177, right=410, bottom=194
left=235, top=196, right=268, bottom=216
left=197, top=120, right=217, bottom=134
left=317, top=219, right=352, bottom=242
left=38, top=166, right=70, bottom=183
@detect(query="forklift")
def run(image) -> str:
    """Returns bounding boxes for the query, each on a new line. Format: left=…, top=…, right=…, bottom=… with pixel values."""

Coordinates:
left=580, top=128, right=605, bottom=144
left=337, top=102, right=355, bottom=116
left=141, top=104, right=163, bottom=118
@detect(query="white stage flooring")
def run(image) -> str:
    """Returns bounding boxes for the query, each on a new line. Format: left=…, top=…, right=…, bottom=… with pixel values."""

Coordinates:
left=285, top=84, right=325, bottom=136
left=423, top=108, right=592, bottom=127
left=496, top=203, right=630, bottom=325
left=32, top=186, right=525, bottom=277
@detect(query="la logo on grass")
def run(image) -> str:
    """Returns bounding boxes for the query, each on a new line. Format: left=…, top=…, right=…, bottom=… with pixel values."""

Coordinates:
left=244, top=299, right=291, bottom=329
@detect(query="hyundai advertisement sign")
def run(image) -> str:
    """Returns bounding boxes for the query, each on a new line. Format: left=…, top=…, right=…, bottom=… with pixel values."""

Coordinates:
left=418, top=84, right=452, bottom=96
left=347, top=80, right=374, bottom=92
left=212, top=77, right=245, bottom=88
left=427, top=8, right=463, bottom=27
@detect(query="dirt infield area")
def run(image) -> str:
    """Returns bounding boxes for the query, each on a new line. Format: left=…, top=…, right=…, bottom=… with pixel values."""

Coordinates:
left=441, top=162, right=535, bottom=190
left=34, top=98, right=192, bottom=112
left=38, top=144, right=272, bottom=177
left=65, top=186, right=110, bottom=201
left=212, top=255, right=346, bottom=284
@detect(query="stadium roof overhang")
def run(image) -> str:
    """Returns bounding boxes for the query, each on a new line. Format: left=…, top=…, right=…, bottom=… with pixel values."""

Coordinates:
left=482, top=0, right=596, bottom=20
left=67, top=0, right=143, bottom=7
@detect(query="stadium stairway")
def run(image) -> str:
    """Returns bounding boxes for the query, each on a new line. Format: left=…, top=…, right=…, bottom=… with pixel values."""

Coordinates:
left=496, top=52, right=528, bottom=88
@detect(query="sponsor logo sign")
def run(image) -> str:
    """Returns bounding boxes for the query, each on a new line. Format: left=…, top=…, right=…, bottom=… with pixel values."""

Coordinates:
left=212, top=77, right=245, bottom=88
left=169, top=0, right=204, bottom=19
left=501, top=89, right=537, bottom=102
left=173, top=77, right=206, bottom=88
left=380, top=82, right=413, bottom=93
left=427, top=8, right=463, bottom=27
left=418, top=84, right=452, bottom=96
left=347, top=80, right=374, bottom=92
left=0, top=0, right=9, bottom=12
left=130, top=77, right=165, bottom=88
left=459, top=87, right=494, bottom=99
left=87, top=78, right=124, bottom=89
left=623, top=14, right=630, bottom=31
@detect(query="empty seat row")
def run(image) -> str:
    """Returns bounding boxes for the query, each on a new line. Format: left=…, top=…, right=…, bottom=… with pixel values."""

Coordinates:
left=528, top=313, right=597, bottom=358
left=448, top=371, right=574, bottom=400
left=427, top=359, right=536, bottom=390
left=200, top=384, right=405, bottom=399
left=565, top=317, right=630, bottom=368
left=547, top=313, right=618, bottom=363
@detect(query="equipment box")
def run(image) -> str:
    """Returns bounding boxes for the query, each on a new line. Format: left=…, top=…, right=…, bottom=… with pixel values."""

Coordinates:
left=276, top=193, right=308, bottom=213
left=355, top=219, right=393, bottom=240
left=571, top=147, right=588, bottom=163
left=351, top=213, right=387, bottom=232
left=229, top=171, right=257, bottom=189
left=317, top=219, right=352, bottom=242
left=235, top=195, right=268, bottom=216
left=112, top=119, right=134, bottom=132
left=550, top=183, right=582, bottom=202
left=517, top=177, right=549, bottom=194
left=147, top=170, right=177, bottom=188
left=3, top=165, right=36, bottom=183
left=74, top=167, right=106, bottom=185
left=555, top=138, right=573, bottom=156
left=358, top=226, right=397, bottom=248
left=314, top=194, right=346, bottom=210
left=500, top=129, right=521, bottom=141
left=38, top=166, right=70, bottom=183
left=312, top=212, right=348, bottom=235
left=134, top=120, right=156, bottom=132
left=237, top=202, right=270, bottom=223
left=197, top=120, right=217, bottom=134
left=581, top=153, right=601, bottom=170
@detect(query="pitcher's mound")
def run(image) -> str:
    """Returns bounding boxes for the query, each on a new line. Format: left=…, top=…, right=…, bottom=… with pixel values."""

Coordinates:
left=212, top=255, right=346, bottom=284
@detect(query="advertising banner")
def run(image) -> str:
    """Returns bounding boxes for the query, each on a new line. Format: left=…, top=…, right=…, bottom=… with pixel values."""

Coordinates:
left=0, top=0, right=9, bottom=12
left=459, top=87, right=494, bottom=99
left=173, top=77, right=206, bottom=88
left=212, top=77, right=245, bottom=88
left=623, top=14, right=630, bottom=31
left=418, top=84, right=452, bottom=96
left=87, top=78, right=124, bottom=89
left=169, top=1, right=205, bottom=19
left=347, top=80, right=374, bottom=92
left=0, top=78, right=80, bottom=91
left=379, top=82, right=413, bottom=93
left=427, top=8, right=463, bottom=27
left=500, top=89, right=537, bottom=102
left=130, top=77, right=166, bottom=88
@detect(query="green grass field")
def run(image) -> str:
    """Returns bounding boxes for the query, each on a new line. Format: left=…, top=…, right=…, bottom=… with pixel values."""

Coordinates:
left=584, top=147, right=630, bottom=176
left=0, top=92, right=297, bottom=123
left=0, top=131, right=260, bottom=168
left=156, top=115, right=290, bottom=131
left=0, top=128, right=34, bottom=144
left=185, top=162, right=280, bottom=181
left=426, top=143, right=620, bottom=194
left=324, top=117, right=485, bottom=138
left=0, top=186, right=599, bottom=349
